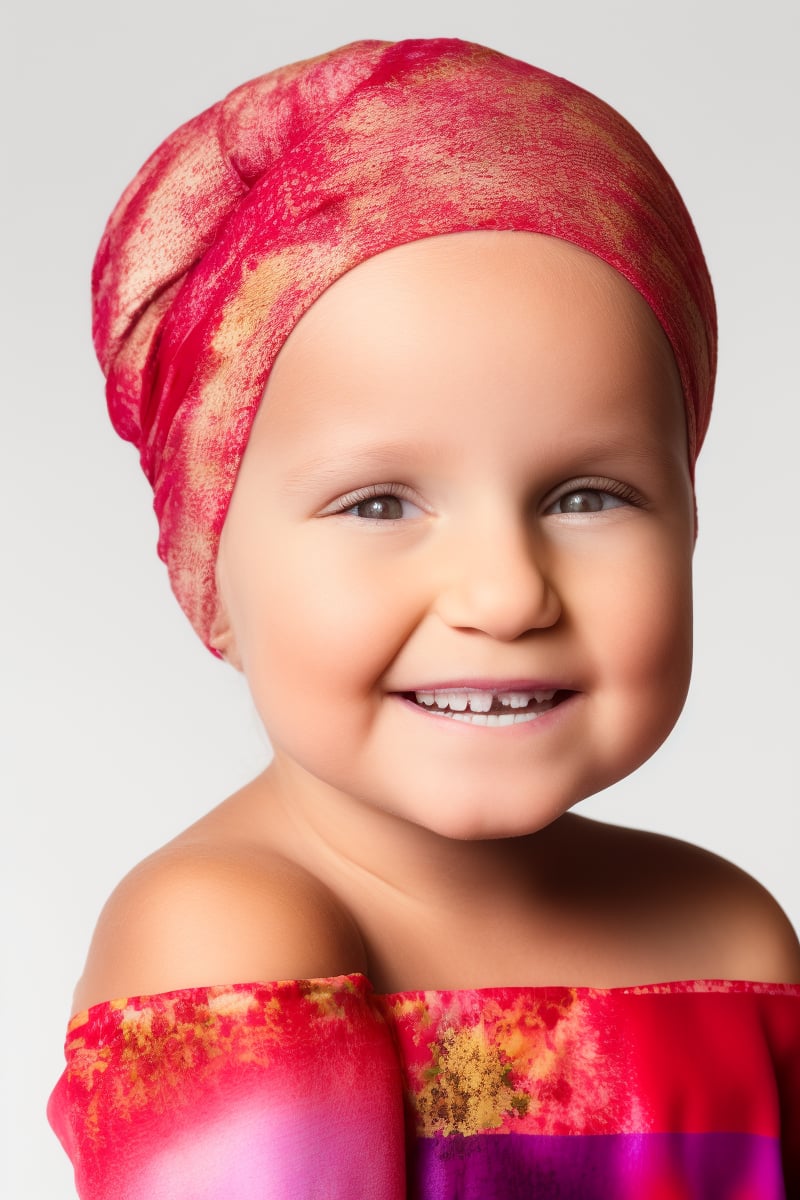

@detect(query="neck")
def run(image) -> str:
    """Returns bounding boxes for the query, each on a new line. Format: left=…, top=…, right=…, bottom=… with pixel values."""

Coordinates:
left=258, top=755, right=576, bottom=915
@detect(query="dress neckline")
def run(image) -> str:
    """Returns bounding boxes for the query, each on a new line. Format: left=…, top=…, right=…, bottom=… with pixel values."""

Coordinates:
left=66, top=971, right=800, bottom=1028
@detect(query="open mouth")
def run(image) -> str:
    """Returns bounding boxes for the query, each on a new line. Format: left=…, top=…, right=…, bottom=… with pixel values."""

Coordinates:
left=398, top=688, right=576, bottom=726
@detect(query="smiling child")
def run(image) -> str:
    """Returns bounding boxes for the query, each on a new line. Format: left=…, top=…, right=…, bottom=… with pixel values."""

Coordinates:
left=49, top=37, right=800, bottom=1199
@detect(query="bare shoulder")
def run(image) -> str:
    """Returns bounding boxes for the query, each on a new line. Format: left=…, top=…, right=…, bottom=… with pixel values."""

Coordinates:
left=72, top=840, right=367, bottom=1015
left=568, top=817, right=800, bottom=984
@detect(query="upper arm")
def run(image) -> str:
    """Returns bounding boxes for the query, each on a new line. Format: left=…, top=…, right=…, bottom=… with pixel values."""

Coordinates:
left=59, top=873, right=402, bottom=1200
left=716, top=866, right=800, bottom=984
left=652, top=835, right=800, bottom=984
left=72, top=845, right=367, bottom=1013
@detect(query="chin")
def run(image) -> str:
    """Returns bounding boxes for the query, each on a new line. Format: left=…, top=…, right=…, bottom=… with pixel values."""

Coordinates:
left=403, top=796, right=576, bottom=843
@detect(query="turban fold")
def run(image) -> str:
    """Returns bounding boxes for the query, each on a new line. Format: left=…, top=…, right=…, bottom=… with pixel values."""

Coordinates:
left=93, top=37, right=717, bottom=654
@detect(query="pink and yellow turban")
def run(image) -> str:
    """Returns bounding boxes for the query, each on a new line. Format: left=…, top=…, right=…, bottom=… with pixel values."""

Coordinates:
left=93, top=37, right=717, bottom=654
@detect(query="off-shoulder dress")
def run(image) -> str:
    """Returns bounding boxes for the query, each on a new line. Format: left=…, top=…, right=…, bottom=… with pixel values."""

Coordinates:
left=49, top=974, right=800, bottom=1198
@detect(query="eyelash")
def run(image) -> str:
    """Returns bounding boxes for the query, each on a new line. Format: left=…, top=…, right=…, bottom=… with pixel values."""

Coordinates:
left=331, top=483, right=419, bottom=518
left=330, top=478, right=643, bottom=518
left=551, top=478, right=642, bottom=511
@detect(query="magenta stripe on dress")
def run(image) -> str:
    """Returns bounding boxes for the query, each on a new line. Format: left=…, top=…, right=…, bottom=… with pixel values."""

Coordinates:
left=411, top=1131, right=785, bottom=1199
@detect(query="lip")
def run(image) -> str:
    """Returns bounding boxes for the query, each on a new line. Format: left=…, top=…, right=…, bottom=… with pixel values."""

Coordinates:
left=391, top=678, right=572, bottom=693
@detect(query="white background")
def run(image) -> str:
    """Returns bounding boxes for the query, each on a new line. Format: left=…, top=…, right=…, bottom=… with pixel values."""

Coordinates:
left=3, top=1, right=798, bottom=1194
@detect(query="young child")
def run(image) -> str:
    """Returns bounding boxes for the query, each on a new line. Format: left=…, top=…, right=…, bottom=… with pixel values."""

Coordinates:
left=49, top=37, right=800, bottom=1199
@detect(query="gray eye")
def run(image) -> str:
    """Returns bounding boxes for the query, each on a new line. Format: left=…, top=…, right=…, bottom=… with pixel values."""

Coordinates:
left=356, top=495, right=404, bottom=519
left=558, top=489, right=605, bottom=513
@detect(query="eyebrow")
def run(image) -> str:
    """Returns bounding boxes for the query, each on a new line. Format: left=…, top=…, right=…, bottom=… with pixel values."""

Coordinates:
left=281, top=429, right=686, bottom=494
left=565, top=433, right=686, bottom=472
left=282, top=440, right=435, bottom=494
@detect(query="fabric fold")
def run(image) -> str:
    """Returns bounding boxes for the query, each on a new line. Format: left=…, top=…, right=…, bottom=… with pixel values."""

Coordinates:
left=49, top=974, right=406, bottom=1200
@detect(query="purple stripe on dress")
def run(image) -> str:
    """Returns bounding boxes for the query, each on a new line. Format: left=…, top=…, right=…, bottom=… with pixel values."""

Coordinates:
left=410, top=1131, right=784, bottom=1199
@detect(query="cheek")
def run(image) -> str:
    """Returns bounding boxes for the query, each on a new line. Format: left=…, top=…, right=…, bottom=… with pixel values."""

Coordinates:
left=233, top=535, right=408, bottom=740
left=542, top=524, right=691, bottom=807
left=579, top=532, right=693, bottom=763
left=619, top=552, right=693, bottom=692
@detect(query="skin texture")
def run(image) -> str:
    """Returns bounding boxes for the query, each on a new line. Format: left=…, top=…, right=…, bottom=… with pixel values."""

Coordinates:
left=73, top=232, right=800, bottom=1011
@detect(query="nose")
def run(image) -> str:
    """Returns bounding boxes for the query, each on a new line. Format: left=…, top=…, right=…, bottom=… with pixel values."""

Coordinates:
left=432, top=511, right=562, bottom=641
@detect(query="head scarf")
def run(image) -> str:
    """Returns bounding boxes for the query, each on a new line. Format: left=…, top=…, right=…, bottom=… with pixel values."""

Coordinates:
left=93, top=37, right=717, bottom=654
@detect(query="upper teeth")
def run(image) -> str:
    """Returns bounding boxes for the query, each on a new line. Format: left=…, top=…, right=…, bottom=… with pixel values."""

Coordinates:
left=413, top=689, right=556, bottom=712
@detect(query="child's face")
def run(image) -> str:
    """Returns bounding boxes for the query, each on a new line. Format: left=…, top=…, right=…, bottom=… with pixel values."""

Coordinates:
left=214, top=231, right=695, bottom=840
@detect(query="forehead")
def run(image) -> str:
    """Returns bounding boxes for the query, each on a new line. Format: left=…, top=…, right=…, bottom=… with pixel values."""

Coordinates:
left=252, top=231, right=686, bottom=471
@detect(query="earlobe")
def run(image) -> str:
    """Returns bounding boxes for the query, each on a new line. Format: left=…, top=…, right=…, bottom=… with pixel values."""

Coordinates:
left=208, top=603, right=244, bottom=672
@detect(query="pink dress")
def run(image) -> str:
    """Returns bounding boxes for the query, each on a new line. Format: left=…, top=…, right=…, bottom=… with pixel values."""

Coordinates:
left=49, top=974, right=800, bottom=1198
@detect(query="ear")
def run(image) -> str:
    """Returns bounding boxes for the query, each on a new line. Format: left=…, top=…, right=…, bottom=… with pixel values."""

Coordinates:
left=208, top=600, right=244, bottom=672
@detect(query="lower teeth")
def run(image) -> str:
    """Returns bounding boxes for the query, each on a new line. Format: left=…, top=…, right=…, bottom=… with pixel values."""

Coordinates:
left=426, top=709, right=544, bottom=726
